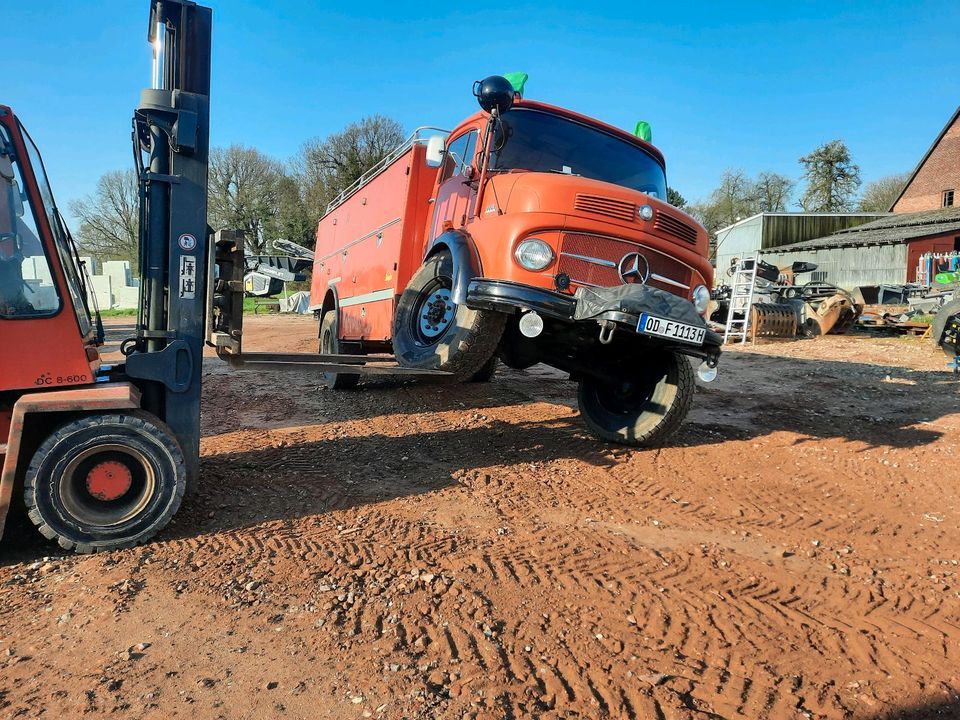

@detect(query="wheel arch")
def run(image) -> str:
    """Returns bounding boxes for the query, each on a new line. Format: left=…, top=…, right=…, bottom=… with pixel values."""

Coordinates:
left=425, top=229, right=482, bottom=305
left=0, top=383, right=141, bottom=542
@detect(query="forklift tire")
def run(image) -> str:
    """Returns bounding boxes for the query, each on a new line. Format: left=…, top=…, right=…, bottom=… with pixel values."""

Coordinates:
left=393, top=250, right=505, bottom=379
left=23, top=412, right=186, bottom=553
left=577, top=352, right=694, bottom=447
left=320, top=311, right=360, bottom=390
left=931, top=299, right=960, bottom=357
left=468, top=354, right=499, bottom=383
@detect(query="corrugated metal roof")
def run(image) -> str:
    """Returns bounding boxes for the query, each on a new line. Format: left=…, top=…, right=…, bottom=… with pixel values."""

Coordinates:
left=761, top=206, right=960, bottom=253
left=714, top=211, right=886, bottom=235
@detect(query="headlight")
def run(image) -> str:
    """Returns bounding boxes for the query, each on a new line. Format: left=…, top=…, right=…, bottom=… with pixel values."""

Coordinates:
left=514, top=238, right=555, bottom=271
left=692, top=285, right=710, bottom=315
left=638, top=204, right=654, bottom=221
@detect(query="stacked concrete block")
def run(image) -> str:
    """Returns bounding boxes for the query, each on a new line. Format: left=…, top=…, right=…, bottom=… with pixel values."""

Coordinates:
left=88, top=274, right=113, bottom=311
left=102, top=260, right=133, bottom=290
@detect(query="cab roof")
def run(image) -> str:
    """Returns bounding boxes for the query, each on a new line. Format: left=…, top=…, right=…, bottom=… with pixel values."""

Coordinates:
left=452, top=99, right=665, bottom=167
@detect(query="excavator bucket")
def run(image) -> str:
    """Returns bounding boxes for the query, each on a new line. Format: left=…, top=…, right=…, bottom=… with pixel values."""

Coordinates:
left=750, top=303, right=797, bottom=341
left=801, top=294, right=862, bottom=337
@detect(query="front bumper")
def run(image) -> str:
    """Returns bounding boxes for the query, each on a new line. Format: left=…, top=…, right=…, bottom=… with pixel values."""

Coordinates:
left=466, top=279, right=722, bottom=364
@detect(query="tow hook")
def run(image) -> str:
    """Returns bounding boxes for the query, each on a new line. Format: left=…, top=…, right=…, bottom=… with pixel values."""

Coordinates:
left=598, top=320, right=616, bottom=345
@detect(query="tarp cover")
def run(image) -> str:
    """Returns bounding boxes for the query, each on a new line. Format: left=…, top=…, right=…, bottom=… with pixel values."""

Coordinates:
left=573, top=284, right=705, bottom=328
left=282, top=290, right=311, bottom=314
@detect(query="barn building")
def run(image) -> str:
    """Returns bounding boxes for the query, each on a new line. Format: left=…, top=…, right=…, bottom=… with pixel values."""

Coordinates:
left=713, top=212, right=884, bottom=281
left=759, top=207, right=960, bottom=288
left=891, top=107, right=960, bottom=213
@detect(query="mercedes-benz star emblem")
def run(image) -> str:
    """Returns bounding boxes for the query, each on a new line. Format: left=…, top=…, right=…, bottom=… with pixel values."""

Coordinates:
left=617, top=252, right=649, bottom=284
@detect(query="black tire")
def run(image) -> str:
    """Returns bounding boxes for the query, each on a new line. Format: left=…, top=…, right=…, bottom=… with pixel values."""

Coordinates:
left=932, top=299, right=960, bottom=358
left=23, top=412, right=186, bottom=553
left=320, top=311, right=360, bottom=390
left=393, top=251, right=505, bottom=379
left=468, top=354, right=499, bottom=383
left=577, top=352, right=694, bottom=447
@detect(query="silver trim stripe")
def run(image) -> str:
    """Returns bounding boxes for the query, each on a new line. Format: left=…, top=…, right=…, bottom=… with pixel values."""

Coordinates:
left=559, top=251, right=616, bottom=268
left=339, top=288, right=395, bottom=307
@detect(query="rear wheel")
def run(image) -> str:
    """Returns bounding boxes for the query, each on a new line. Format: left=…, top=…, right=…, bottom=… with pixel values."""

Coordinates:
left=393, top=251, right=505, bottom=379
left=320, top=311, right=360, bottom=390
left=24, top=412, right=186, bottom=553
left=577, top=352, right=694, bottom=446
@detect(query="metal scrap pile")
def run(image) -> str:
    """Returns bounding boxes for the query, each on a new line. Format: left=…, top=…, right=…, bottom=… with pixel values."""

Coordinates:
left=711, top=258, right=862, bottom=342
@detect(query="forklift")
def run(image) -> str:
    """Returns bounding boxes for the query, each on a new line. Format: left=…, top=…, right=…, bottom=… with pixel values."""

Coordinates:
left=0, top=0, right=437, bottom=554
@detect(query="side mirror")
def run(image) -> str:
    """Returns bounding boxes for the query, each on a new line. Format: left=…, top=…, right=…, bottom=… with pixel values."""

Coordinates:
left=425, top=135, right=445, bottom=168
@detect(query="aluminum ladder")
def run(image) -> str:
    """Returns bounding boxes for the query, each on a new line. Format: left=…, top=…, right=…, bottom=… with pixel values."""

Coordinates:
left=723, top=255, right=760, bottom=344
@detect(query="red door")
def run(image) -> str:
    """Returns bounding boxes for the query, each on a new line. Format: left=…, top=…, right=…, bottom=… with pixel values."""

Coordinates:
left=429, top=130, right=479, bottom=239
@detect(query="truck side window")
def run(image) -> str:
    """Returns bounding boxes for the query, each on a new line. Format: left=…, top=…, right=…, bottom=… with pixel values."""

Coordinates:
left=0, top=126, right=60, bottom=319
left=439, top=131, right=478, bottom=183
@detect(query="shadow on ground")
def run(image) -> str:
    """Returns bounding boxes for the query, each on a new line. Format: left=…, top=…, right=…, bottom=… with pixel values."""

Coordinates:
left=871, top=698, right=960, bottom=719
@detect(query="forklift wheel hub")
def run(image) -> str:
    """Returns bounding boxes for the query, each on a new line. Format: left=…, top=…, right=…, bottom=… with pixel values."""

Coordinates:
left=86, top=461, right=133, bottom=501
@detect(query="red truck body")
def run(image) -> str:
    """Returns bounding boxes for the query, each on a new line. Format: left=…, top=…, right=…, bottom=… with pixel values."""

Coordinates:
left=309, top=141, right=440, bottom=343
left=309, top=79, right=722, bottom=446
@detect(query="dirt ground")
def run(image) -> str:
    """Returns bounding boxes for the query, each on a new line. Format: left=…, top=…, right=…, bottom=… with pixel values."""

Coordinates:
left=1, top=315, right=959, bottom=719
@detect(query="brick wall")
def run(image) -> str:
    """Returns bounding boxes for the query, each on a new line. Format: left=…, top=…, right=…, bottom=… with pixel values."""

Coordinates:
left=893, top=112, right=960, bottom=213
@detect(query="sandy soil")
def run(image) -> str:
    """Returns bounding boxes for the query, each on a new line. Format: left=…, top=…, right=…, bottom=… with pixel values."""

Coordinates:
left=1, top=316, right=959, bottom=719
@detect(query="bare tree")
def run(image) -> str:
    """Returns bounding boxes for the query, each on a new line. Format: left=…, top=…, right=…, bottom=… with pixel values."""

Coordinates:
left=857, top=172, right=910, bottom=212
left=798, top=140, right=861, bottom=212
left=293, top=115, right=405, bottom=222
left=687, top=169, right=759, bottom=236
left=70, top=169, right=140, bottom=269
left=208, top=145, right=284, bottom=255
left=753, top=171, right=795, bottom=212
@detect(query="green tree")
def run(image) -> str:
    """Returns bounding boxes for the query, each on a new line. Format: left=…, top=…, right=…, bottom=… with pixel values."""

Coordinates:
left=293, top=115, right=405, bottom=223
left=798, top=140, right=861, bottom=212
left=70, top=169, right=140, bottom=269
left=666, top=187, right=687, bottom=209
left=857, top=172, right=910, bottom=212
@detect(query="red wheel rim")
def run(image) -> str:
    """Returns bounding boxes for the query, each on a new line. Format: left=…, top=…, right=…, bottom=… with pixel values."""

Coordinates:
left=85, top=460, right=133, bottom=501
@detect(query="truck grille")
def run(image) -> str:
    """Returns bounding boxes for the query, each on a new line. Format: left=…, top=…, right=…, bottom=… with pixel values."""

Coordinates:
left=574, top=194, right=636, bottom=222
left=558, top=233, right=693, bottom=297
left=654, top=211, right=698, bottom=244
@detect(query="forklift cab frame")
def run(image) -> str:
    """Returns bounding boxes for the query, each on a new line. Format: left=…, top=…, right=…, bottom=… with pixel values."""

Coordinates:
left=0, top=107, right=101, bottom=396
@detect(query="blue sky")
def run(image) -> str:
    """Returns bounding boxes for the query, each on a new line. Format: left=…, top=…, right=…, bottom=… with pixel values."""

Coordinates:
left=6, top=0, right=958, bottom=223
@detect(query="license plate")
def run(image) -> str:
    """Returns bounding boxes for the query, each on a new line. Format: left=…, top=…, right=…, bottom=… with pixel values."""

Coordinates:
left=638, top=313, right=705, bottom=345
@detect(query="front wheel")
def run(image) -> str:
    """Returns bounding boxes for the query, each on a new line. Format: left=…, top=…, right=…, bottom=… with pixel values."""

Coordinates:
left=24, top=412, right=186, bottom=553
left=393, top=251, right=505, bottom=379
left=577, top=352, right=695, bottom=446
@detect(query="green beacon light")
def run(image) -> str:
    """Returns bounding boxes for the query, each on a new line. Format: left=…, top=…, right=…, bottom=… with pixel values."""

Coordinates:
left=503, top=72, right=529, bottom=98
left=633, top=120, right=652, bottom=143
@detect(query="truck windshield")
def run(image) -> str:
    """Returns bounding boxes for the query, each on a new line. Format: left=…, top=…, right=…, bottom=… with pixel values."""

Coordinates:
left=489, top=108, right=667, bottom=199
left=18, top=122, right=93, bottom=336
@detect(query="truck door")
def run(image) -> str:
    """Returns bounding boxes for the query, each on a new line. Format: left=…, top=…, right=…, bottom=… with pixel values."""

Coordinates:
left=429, top=130, right=478, bottom=239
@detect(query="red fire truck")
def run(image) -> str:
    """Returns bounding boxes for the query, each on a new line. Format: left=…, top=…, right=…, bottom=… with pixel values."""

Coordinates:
left=309, top=76, right=722, bottom=446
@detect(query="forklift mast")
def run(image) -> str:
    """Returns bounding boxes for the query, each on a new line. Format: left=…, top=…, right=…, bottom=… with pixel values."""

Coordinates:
left=124, top=0, right=212, bottom=483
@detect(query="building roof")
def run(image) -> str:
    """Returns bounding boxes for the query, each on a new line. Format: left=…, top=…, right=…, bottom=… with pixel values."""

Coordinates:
left=888, top=106, right=960, bottom=211
left=762, top=206, right=960, bottom=253
left=714, top=211, right=886, bottom=236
